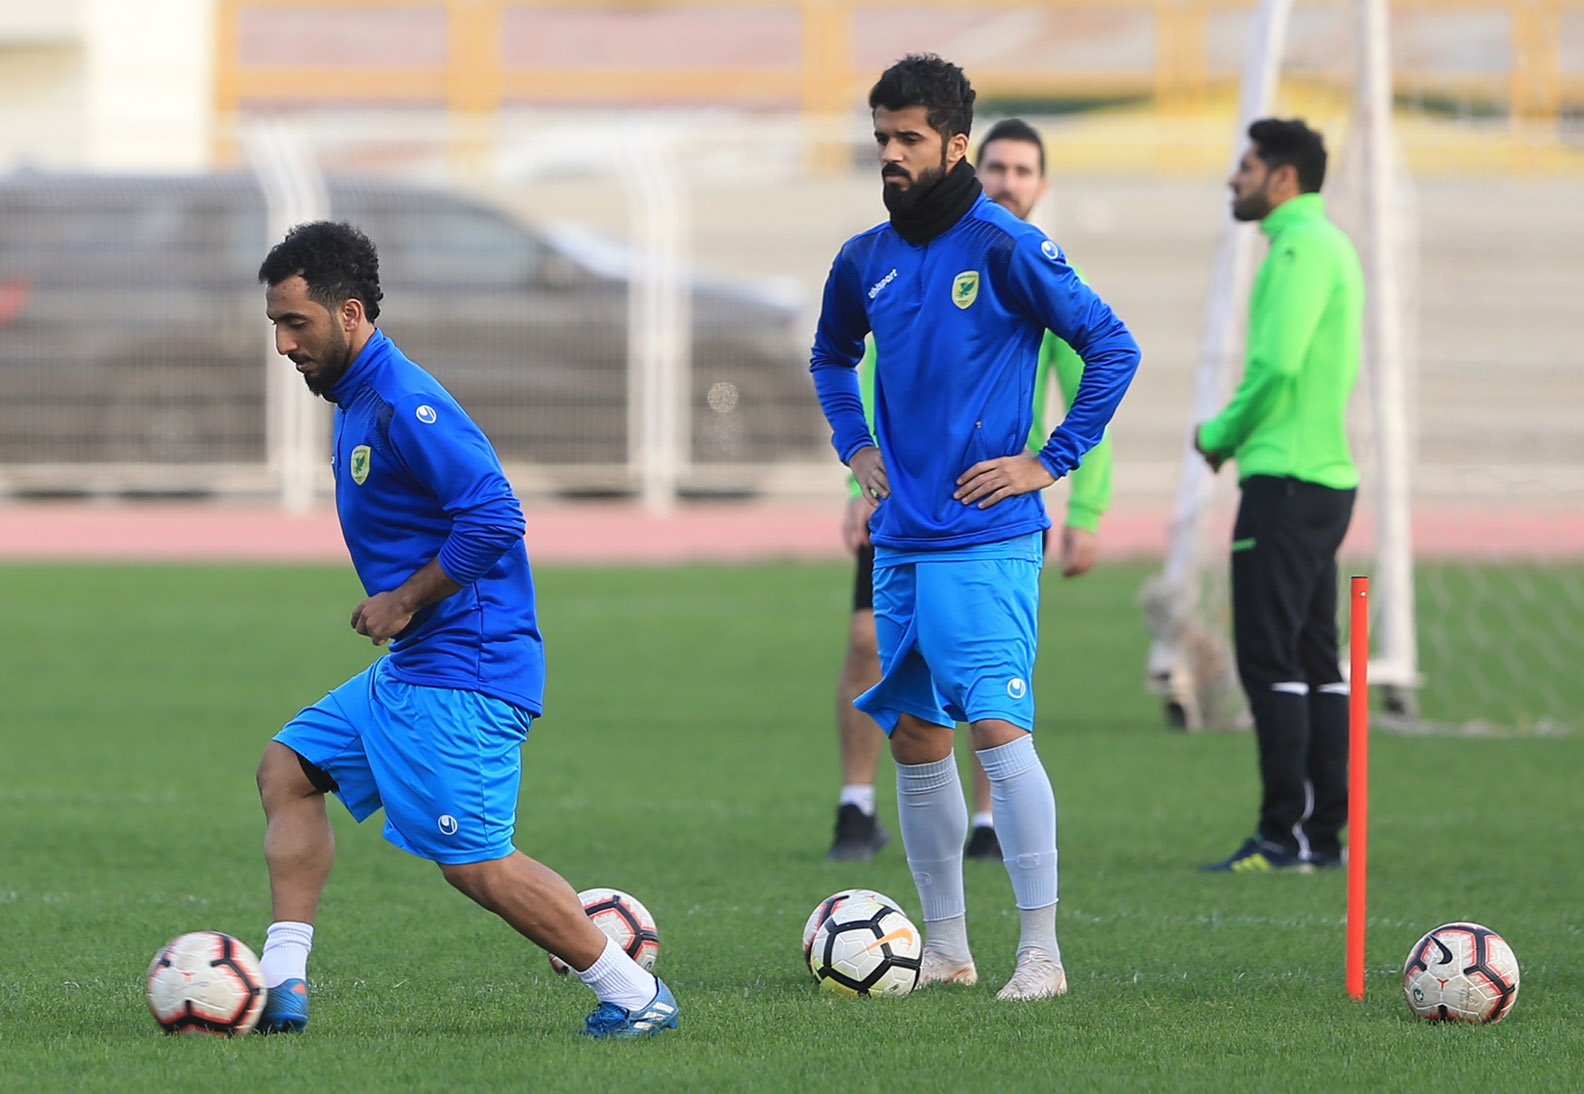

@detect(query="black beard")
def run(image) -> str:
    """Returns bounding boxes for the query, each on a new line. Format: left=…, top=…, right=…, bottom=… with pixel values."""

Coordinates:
left=303, top=370, right=334, bottom=397
left=1231, top=196, right=1267, bottom=222
left=1231, top=182, right=1275, bottom=222
left=882, top=163, right=948, bottom=216
left=302, top=338, right=353, bottom=397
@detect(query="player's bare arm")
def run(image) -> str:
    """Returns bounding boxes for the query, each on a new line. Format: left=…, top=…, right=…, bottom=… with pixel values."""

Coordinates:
left=953, top=453, right=1055, bottom=509
left=351, top=557, right=464, bottom=645
left=848, top=445, right=889, bottom=509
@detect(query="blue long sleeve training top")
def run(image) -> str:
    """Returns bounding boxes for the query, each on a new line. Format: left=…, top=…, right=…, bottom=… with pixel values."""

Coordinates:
left=328, top=329, right=544, bottom=714
left=810, top=193, right=1140, bottom=550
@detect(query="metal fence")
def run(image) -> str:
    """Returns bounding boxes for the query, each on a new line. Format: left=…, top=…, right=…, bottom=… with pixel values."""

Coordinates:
left=0, top=116, right=834, bottom=510
left=2, top=105, right=1581, bottom=515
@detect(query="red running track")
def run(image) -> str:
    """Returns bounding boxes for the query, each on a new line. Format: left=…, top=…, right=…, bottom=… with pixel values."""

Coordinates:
left=0, top=501, right=1578, bottom=564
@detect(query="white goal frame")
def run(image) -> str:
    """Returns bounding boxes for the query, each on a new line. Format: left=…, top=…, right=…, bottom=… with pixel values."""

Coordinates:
left=1144, top=0, right=1420, bottom=727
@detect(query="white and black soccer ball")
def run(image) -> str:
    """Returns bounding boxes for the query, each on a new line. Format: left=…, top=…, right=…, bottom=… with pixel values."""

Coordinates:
left=1403, top=922, right=1521, bottom=1024
left=809, top=898, right=921, bottom=997
left=145, top=931, right=266, bottom=1036
left=548, top=887, right=660, bottom=975
left=801, top=888, right=907, bottom=978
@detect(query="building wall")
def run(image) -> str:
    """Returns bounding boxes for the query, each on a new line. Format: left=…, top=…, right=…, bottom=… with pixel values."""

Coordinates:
left=0, top=0, right=214, bottom=173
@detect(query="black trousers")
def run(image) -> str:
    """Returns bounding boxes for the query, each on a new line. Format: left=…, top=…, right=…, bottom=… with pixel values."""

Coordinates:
left=1230, top=475, right=1356, bottom=859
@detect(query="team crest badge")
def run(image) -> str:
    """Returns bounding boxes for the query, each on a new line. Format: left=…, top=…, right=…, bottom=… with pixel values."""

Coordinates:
left=951, top=270, right=979, bottom=309
left=350, top=444, right=371, bottom=485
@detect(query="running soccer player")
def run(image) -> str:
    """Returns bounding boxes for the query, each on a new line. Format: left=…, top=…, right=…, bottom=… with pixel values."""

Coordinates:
left=809, top=55, right=1141, bottom=999
left=823, top=118, right=1116, bottom=865
left=252, top=221, right=677, bottom=1038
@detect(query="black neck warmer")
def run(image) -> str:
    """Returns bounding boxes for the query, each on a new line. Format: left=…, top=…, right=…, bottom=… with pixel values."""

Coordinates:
left=883, top=157, right=982, bottom=245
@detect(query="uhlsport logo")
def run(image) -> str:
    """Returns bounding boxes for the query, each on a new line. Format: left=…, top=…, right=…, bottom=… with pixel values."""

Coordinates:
left=350, top=444, right=371, bottom=485
left=1041, top=239, right=1060, bottom=262
left=415, top=404, right=438, bottom=424
left=437, top=814, right=459, bottom=836
left=951, top=270, right=979, bottom=309
left=1007, top=677, right=1027, bottom=700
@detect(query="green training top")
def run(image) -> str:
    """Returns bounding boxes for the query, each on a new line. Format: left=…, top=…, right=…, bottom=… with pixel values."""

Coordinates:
left=1198, top=192, right=1362, bottom=489
left=848, top=277, right=1114, bottom=533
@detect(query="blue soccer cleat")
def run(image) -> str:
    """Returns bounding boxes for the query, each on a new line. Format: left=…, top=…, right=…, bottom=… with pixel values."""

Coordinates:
left=582, top=979, right=679, bottom=1039
left=1200, top=836, right=1313, bottom=874
left=256, top=978, right=309, bottom=1033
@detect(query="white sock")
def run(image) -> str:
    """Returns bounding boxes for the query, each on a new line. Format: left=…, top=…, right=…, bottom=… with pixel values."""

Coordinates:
left=839, top=784, right=877, bottom=815
left=923, top=914, right=972, bottom=965
left=971, top=811, right=994, bottom=831
left=895, top=755, right=969, bottom=958
left=977, top=736, right=1058, bottom=913
left=1018, top=904, right=1062, bottom=966
left=575, top=937, right=657, bottom=1011
left=259, top=920, right=314, bottom=988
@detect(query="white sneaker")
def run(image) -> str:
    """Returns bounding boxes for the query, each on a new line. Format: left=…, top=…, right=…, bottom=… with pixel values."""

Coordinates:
left=995, top=950, right=1068, bottom=1000
left=919, top=949, right=979, bottom=987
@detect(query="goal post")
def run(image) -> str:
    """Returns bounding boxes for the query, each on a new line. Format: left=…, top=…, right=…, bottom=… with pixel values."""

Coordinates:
left=1354, top=0, right=1421, bottom=710
left=1142, top=0, right=1297, bottom=731
left=1143, top=0, right=1422, bottom=729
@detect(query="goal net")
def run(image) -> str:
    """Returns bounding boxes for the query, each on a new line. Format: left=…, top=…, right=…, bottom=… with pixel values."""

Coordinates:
left=1143, top=0, right=1584, bottom=735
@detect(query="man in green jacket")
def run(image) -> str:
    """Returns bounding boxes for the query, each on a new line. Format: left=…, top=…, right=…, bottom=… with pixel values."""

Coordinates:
left=1197, top=118, right=1362, bottom=874
left=826, top=118, right=1114, bottom=862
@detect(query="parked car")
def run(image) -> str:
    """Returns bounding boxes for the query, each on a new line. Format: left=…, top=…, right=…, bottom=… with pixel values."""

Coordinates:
left=0, top=171, right=823, bottom=486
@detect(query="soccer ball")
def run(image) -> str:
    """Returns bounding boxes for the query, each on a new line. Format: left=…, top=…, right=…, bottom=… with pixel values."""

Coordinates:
left=1402, top=922, right=1521, bottom=1024
left=809, top=898, right=922, bottom=997
left=801, top=887, right=907, bottom=976
left=548, top=887, right=660, bottom=975
left=145, top=931, right=266, bottom=1036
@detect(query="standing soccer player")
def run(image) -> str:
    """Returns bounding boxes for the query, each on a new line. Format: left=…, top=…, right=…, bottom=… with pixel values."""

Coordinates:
left=810, top=55, right=1140, bottom=998
left=252, top=221, right=677, bottom=1038
left=1195, top=119, right=1363, bottom=873
left=823, top=118, right=1116, bottom=865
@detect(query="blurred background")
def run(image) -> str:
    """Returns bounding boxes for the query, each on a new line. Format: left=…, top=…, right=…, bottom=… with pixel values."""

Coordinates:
left=0, top=0, right=1579, bottom=728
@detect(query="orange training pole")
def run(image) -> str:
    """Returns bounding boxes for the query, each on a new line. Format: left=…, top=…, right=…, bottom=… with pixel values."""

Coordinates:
left=1346, top=576, right=1370, bottom=999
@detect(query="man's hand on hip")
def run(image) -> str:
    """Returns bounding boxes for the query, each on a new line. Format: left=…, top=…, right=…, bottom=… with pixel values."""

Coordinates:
left=954, top=453, right=1055, bottom=509
left=848, top=445, right=889, bottom=509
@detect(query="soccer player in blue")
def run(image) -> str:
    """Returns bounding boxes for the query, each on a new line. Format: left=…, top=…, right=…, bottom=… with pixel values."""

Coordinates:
left=252, top=221, right=677, bottom=1038
left=809, top=55, right=1141, bottom=999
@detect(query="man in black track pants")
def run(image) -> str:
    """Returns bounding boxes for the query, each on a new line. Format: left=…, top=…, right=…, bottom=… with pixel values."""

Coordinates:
left=1195, top=118, right=1364, bottom=874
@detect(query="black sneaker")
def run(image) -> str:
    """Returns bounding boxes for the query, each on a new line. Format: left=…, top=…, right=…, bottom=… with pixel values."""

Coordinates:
left=964, top=824, right=1002, bottom=861
left=1199, top=836, right=1313, bottom=874
left=825, top=804, right=890, bottom=861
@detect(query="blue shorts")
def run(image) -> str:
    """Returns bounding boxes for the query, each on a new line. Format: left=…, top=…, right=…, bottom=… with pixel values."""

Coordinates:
left=855, top=537, right=1041, bottom=733
left=276, top=658, right=533, bottom=865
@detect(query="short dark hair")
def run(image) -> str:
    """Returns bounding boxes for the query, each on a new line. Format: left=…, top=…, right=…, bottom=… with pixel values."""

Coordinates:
left=977, top=118, right=1045, bottom=176
left=1248, top=118, right=1327, bottom=194
left=868, top=53, right=975, bottom=142
left=258, top=220, right=383, bottom=322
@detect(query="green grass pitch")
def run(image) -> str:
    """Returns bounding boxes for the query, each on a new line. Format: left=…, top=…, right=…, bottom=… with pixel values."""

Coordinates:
left=1, top=559, right=1579, bottom=1092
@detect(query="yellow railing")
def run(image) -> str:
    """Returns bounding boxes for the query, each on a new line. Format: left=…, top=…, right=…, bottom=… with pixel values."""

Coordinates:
left=214, top=0, right=1583, bottom=157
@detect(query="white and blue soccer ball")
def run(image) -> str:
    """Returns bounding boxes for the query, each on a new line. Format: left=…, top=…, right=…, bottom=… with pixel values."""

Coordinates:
left=1402, top=922, right=1520, bottom=1024
left=808, top=898, right=922, bottom=997
left=145, top=931, right=266, bottom=1036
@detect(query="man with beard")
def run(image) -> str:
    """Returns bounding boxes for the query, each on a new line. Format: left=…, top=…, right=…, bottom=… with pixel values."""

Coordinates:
left=822, top=118, right=1115, bottom=866
left=1196, top=118, right=1362, bottom=874
left=252, top=221, right=678, bottom=1038
left=809, top=55, right=1141, bottom=999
